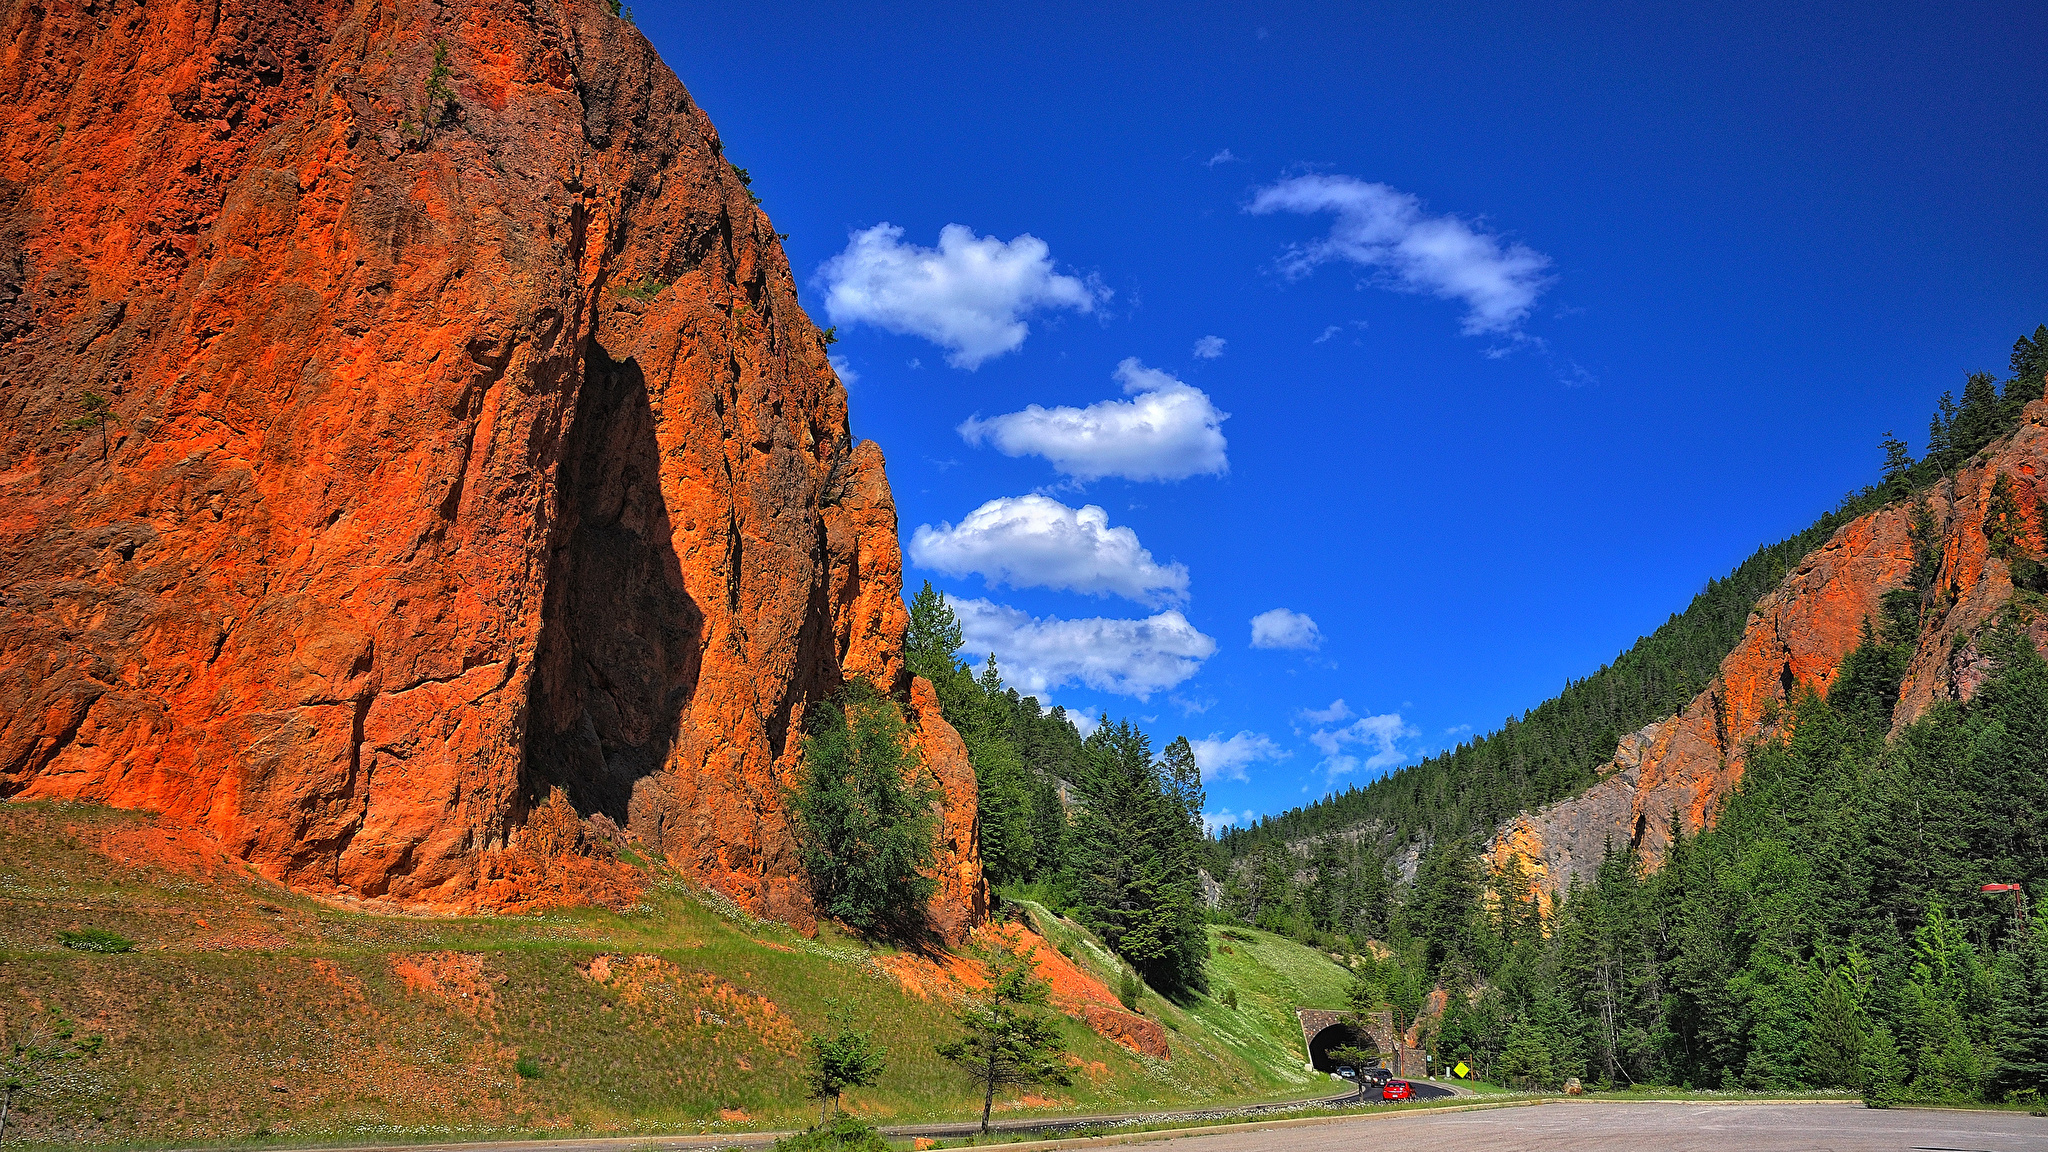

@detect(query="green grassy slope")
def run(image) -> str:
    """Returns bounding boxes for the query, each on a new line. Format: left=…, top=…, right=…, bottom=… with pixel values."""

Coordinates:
left=1012, top=904, right=1355, bottom=1102
left=0, top=804, right=1351, bottom=1148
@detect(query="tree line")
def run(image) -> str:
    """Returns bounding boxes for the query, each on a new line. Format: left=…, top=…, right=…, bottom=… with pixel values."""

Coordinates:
left=789, top=582, right=1211, bottom=995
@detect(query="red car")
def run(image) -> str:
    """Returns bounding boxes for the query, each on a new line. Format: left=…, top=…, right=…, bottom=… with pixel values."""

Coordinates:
left=1382, top=1080, right=1413, bottom=1101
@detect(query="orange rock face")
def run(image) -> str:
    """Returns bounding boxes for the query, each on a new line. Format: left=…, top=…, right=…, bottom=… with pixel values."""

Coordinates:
left=913, top=676, right=989, bottom=943
left=1488, top=400, right=2048, bottom=891
left=0, top=0, right=980, bottom=929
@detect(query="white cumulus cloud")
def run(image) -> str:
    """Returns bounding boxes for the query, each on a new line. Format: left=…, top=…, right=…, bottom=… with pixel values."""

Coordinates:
left=1248, top=175, right=1552, bottom=337
left=815, top=223, right=1104, bottom=369
left=1192, top=335, right=1227, bottom=359
left=1189, top=731, right=1289, bottom=784
left=1250, top=608, right=1322, bottom=650
left=952, top=597, right=1216, bottom=700
left=827, top=354, right=858, bottom=385
left=908, top=495, right=1189, bottom=607
left=1309, top=712, right=1417, bottom=785
left=957, top=358, right=1229, bottom=483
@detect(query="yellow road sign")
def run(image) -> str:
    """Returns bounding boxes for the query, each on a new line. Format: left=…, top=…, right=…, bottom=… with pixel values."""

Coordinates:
left=1453, top=1061, right=1470, bottom=1078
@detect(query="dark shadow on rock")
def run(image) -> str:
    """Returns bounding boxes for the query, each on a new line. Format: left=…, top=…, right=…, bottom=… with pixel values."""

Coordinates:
left=523, top=341, right=702, bottom=844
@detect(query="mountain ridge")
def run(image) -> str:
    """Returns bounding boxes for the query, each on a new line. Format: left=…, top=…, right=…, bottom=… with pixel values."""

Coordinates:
left=1223, top=333, right=2047, bottom=897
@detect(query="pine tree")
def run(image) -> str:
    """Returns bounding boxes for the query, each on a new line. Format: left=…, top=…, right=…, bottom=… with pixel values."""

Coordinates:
left=804, top=1003, right=887, bottom=1125
left=937, top=945, right=1073, bottom=1132
left=1880, top=431, right=1915, bottom=500
left=1407, top=838, right=1480, bottom=972
left=2008, top=326, right=2048, bottom=417
left=1993, top=920, right=2048, bottom=1102
left=790, top=681, right=938, bottom=935
left=905, top=581, right=964, bottom=686
left=1497, top=1020, right=1556, bottom=1089
left=1068, top=723, right=1208, bottom=990
left=1802, top=958, right=1868, bottom=1089
left=1860, top=1024, right=1909, bottom=1108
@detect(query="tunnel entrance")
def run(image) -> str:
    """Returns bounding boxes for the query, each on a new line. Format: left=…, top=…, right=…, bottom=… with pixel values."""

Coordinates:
left=1307, top=1022, right=1383, bottom=1072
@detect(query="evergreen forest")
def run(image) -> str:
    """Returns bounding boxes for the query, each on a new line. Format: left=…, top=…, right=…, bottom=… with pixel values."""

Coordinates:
left=1205, top=325, right=2048, bottom=1104
left=806, top=325, right=2048, bottom=1105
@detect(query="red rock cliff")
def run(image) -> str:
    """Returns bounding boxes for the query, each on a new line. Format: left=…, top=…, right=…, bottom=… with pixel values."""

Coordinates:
left=0, top=0, right=982, bottom=934
left=1488, top=399, right=2048, bottom=894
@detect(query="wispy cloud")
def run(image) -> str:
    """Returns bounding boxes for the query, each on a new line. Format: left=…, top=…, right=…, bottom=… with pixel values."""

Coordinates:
left=1202, top=809, right=1259, bottom=834
left=1192, top=335, right=1227, bottom=359
left=1250, top=608, right=1322, bottom=650
left=816, top=223, right=1106, bottom=369
left=1248, top=175, right=1552, bottom=337
left=1306, top=711, right=1417, bottom=785
left=1300, top=699, right=1352, bottom=724
left=1206, top=149, right=1241, bottom=167
left=1189, top=731, right=1290, bottom=783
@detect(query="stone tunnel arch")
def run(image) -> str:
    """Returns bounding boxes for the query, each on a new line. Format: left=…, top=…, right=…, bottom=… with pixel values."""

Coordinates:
left=1297, top=1008, right=1394, bottom=1073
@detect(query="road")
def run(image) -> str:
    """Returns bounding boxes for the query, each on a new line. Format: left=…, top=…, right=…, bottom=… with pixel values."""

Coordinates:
left=257, top=1098, right=2047, bottom=1152
left=1153, top=1101, right=2048, bottom=1152
left=881, top=1078, right=1457, bottom=1141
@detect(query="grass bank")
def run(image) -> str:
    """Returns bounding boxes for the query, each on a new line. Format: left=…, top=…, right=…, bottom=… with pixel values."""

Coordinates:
left=0, top=804, right=1356, bottom=1148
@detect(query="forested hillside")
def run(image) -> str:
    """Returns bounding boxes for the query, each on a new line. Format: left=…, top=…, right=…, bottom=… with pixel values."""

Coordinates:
left=903, top=326, right=2048, bottom=1106
left=905, top=587, right=1212, bottom=994
left=1219, top=326, right=2048, bottom=864
left=1200, top=325, right=2048, bottom=1105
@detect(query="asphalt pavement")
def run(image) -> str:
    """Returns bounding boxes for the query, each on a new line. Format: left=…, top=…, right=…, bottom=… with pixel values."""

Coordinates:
left=1137, top=1100, right=2048, bottom=1152
left=250, top=1097, right=2048, bottom=1152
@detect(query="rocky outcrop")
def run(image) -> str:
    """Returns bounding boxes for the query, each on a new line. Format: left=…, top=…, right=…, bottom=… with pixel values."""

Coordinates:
left=1488, top=399, right=2048, bottom=891
left=913, top=676, right=987, bottom=942
left=0, top=0, right=981, bottom=929
left=1082, top=1004, right=1171, bottom=1061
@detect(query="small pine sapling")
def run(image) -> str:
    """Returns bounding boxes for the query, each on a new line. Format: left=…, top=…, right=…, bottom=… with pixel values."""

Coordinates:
left=803, top=1001, right=886, bottom=1126
left=938, top=945, right=1073, bottom=1132
left=61, top=391, right=116, bottom=460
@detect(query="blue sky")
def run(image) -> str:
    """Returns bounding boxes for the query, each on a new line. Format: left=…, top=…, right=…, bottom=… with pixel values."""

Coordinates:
left=642, top=1, right=2047, bottom=829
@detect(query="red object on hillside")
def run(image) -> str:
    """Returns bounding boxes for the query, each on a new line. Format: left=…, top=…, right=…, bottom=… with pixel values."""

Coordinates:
left=1984, top=884, right=2029, bottom=923
left=1382, top=1080, right=1413, bottom=1101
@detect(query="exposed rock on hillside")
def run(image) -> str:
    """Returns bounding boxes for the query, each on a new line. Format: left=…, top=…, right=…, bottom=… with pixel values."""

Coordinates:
left=1489, top=399, right=2048, bottom=894
left=0, top=0, right=981, bottom=934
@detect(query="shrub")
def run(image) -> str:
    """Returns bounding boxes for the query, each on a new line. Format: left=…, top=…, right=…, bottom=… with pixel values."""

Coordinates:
left=615, top=275, right=669, bottom=303
left=57, top=928, right=134, bottom=954
left=514, top=1054, right=542, bottom=1079
left=1117, top=968, right=1142, bottom=1012
left=772, top=1114, right=889, bottom=1151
